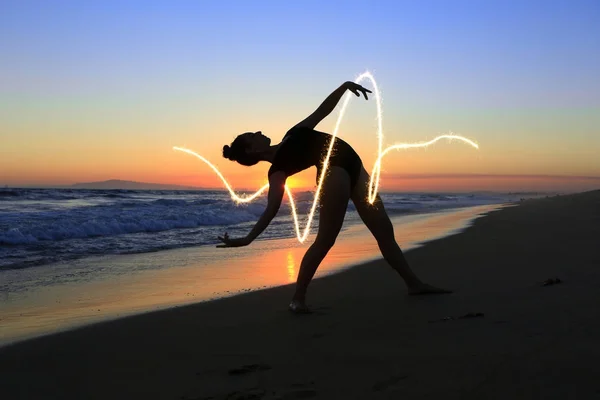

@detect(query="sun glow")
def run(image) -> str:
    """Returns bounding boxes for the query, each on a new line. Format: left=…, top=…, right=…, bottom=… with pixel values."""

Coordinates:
left=174, top=71, right=479, bottom=243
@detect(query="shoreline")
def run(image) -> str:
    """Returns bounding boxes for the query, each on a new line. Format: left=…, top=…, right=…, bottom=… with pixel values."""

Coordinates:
left=0, top=204, right=504, bottom=347
left=1, top=191, right=599, bottom=398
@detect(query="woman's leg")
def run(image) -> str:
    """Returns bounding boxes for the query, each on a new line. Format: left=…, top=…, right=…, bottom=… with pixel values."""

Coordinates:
left=291, top=167, right=351, bottom=309
left=351, top=167, right=451, bottom=294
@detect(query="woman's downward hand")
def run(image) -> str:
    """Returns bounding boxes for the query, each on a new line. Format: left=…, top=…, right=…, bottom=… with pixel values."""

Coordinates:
left=217, top=232, right=250, bottom=248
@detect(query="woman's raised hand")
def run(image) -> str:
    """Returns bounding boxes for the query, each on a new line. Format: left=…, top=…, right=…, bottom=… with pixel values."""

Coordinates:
left=344, top=81, right=372, bottom=100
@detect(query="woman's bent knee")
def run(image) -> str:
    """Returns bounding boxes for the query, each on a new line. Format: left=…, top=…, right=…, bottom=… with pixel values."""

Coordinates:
left=313, top=236, right=336, bottom=251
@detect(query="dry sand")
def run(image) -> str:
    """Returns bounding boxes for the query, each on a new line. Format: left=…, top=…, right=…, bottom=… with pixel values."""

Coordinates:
left=1, top=190, right=599, bottom=399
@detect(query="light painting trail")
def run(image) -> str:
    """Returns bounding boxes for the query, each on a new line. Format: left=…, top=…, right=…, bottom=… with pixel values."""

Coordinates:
left=173, top=71, right=479, bottom=243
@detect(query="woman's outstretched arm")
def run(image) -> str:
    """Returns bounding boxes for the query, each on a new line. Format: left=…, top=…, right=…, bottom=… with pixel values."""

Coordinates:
left=217, top=172, right=286, bottom=248
left=294, top=81, right=372, bottom=130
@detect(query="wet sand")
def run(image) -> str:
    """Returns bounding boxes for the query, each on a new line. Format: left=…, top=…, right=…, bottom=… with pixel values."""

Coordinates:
left=1, top=191, right=599, bottom=399
left=0, top=205, right=498, bottom=346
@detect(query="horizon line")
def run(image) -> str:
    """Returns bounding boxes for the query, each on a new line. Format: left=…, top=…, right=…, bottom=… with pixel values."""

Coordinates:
left=4, top=172, right=600, bottom=189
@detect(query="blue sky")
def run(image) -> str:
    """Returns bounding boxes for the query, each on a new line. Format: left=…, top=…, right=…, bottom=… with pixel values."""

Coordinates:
left=1, top=0, right=599, bottom=190
left=3, top=0, right=598, bottom=103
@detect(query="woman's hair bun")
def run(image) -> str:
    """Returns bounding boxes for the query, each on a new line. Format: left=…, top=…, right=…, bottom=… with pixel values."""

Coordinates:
left=222, top=145, right=232, bottom=160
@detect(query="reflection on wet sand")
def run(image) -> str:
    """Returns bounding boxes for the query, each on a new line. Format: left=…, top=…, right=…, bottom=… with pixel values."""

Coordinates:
left=286, top=251, right=297, bottom=283
left=0, top=204, right=503, bottom=346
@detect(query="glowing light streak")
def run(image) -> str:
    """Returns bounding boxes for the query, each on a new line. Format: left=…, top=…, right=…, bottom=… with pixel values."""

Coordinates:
left=172, top=147, right=269, bottom=203
left=174, top=72, right=479, bottom=243
left=368, top=133, right=479, bottom=203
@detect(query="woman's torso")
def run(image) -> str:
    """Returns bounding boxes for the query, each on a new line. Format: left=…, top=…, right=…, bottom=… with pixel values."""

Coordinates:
left=268, top=126, right=361, bottom=181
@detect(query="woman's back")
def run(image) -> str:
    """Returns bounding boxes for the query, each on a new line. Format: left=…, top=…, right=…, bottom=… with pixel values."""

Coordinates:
left=268, top=126, right=361, bottom=187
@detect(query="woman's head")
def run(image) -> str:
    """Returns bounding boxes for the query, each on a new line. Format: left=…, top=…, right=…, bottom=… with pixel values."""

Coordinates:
left=223, top=131, right=271, bottom=166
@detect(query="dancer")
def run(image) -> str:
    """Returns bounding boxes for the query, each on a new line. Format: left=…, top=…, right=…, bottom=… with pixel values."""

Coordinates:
left=219, top=81, right=450, bottom=313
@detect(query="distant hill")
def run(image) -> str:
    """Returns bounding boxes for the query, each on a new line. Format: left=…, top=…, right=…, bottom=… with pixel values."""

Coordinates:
left=70, top=179, right=201, bottom=190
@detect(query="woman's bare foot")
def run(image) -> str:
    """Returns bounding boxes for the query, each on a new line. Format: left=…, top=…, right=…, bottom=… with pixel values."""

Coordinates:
left=288, top=299, right=311, bottom=314
left=408, top=283, right=453, bottom=295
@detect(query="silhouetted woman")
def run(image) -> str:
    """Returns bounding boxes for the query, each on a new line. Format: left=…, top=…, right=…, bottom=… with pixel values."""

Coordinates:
left=219, top=81, right=450, bottom=313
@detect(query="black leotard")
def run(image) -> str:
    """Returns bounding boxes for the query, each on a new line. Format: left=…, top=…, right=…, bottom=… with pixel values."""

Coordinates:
left=268, top=126, right=363, bottom=191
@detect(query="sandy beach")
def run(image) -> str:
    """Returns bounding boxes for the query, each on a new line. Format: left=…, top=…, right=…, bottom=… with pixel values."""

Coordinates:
left=1, top=190, right=599, bottom=399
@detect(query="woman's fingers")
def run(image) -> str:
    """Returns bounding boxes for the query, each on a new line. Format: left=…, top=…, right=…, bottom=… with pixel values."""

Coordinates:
left=217, top=235, right=231, bottom=246
left=359, top=87, right=371, bottom=99
left=217, top=232, right=229, bottom=241
left=350, top=84, right=371, bottom=100
left=348, top=83, right=372, bottom=100
left=216, top=237, right=231, bottom=248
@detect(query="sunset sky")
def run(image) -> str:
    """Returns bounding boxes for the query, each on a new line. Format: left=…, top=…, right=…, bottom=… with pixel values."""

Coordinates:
left=1, top=0, right=599, bottom=192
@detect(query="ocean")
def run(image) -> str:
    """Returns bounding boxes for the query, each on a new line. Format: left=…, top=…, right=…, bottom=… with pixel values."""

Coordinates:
left=0, top=188, right=519, bottom=344
left=0, top=188, right=516, bottom=272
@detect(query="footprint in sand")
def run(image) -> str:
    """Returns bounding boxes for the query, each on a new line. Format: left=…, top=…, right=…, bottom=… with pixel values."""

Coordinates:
left=228, top=363, right=272, bottom=376
left=277, top=382, right=317, bottom=399
left=226, top=387, right=316, bottom=400
left=541, top=277, right=562, bottom=286
left=224, top=388, right=266, bottom=399
left=182, top=388, right=267, bottom=400
left=428, top=312, right=485, bottom=323
left=185, top=383, right=317, bottom=400
left=279, top=389, right=317, bottom=399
